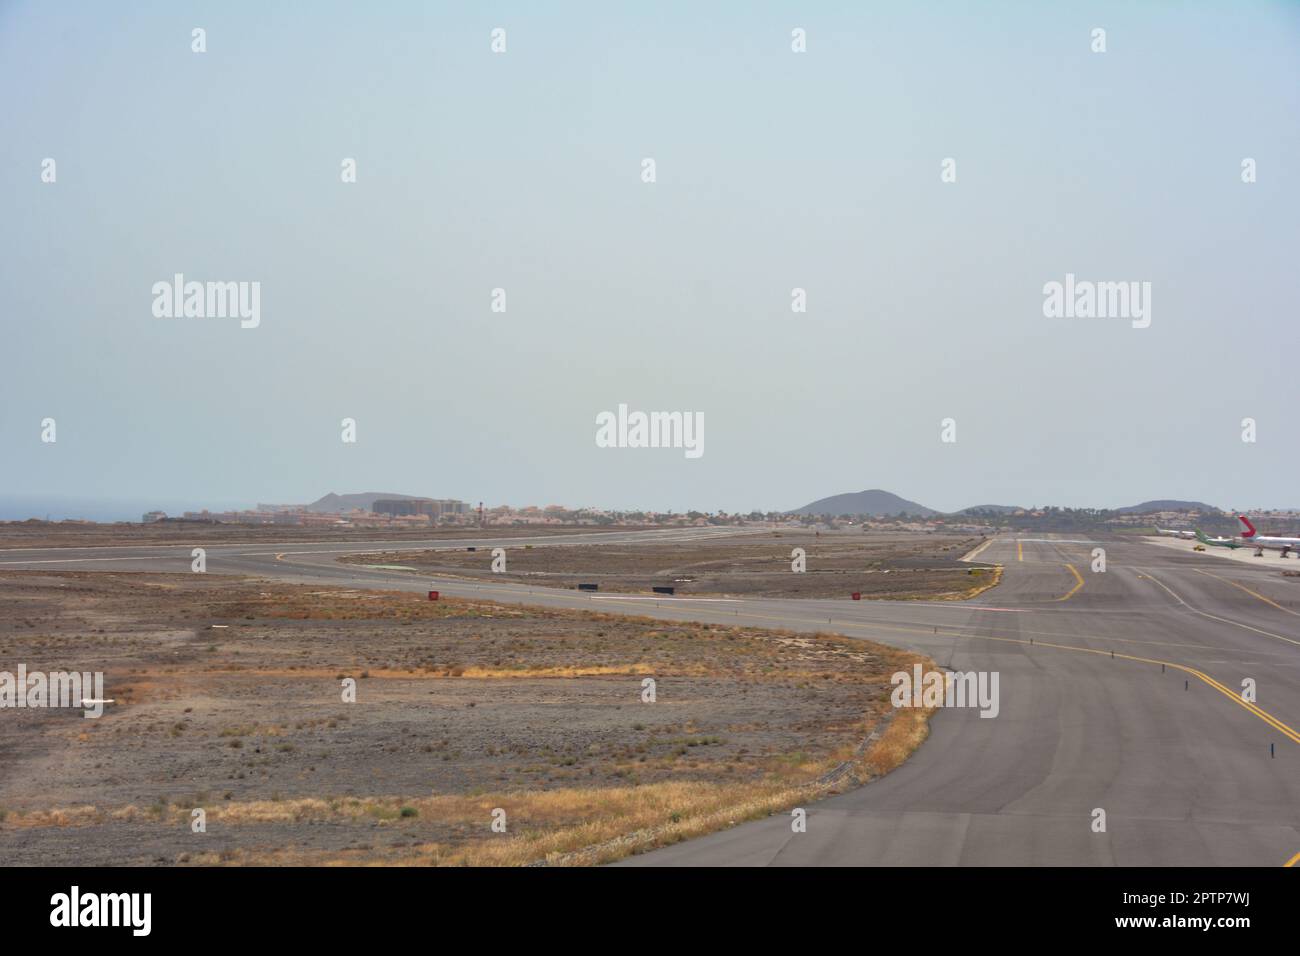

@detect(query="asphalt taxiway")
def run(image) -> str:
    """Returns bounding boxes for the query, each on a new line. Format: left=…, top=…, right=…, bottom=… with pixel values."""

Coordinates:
left=4, top=529, right=1296, bottom=866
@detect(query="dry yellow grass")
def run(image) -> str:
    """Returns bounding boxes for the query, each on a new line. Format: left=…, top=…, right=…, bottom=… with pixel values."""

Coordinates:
left=855, top=704, right=932, bottom=777
left=3, top=692, right=937, bottom=866
left=195, top=663, right=668, bottom=680
left=875, top=565, right=1003, bottom=602
left=0, top=571, right=943, bottom=865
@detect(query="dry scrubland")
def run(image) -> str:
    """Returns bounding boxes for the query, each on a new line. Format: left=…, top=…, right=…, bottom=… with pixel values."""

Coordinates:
left=0, top=571, right=934, bottom=866
left=0, top=521, right=635, bottom=550
left=348, top=531, right=992, bottom=600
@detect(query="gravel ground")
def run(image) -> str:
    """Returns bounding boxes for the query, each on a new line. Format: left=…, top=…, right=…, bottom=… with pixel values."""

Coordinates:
left=345, top=530, right=989, bottom=599
left=0, top=571, right=929, bottom=865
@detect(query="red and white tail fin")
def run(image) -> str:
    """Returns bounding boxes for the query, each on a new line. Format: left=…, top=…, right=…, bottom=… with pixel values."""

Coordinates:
left=1237, top=514, right=1257, bottom=538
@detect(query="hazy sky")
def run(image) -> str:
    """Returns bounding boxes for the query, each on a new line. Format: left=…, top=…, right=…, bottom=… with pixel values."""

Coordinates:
left=3, top=1, right=1298, bottom=516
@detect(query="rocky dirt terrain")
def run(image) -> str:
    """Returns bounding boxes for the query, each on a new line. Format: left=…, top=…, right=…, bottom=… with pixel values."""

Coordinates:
left=0, top=570, right=934, bottom=866
left=345, top=530, right=994, bottom=599
left=0, top=520, right=639, bottom=550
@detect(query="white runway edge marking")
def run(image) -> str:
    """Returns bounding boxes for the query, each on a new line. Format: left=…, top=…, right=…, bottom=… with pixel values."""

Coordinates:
left=891, top=603, right=1031, bottom=613
left=1015, top=538, right=1098, bottom=544
left=252, top=532, right=751, bottom=557
left=588, top=596, right=739, bottom=603
left=958, top=539, right=994, bottom=562
left=0, top=526, right=756, bottom=559
left=1135, top=567, right=1300, bottom=648
left=0, top=556, right=176, bottom=565
left=0, top=541, right=736, bottom=564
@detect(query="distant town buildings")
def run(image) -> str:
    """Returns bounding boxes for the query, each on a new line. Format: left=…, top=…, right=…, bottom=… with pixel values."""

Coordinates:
left=372, top=498, right=467, bottom=519
left=128, top=498, right=1287, bottom=535
left=142, top=496, right=473, bottom=529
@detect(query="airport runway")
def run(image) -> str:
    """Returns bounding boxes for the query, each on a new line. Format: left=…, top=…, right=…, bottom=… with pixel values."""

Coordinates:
left=3, top=530, right=1297, bottom=866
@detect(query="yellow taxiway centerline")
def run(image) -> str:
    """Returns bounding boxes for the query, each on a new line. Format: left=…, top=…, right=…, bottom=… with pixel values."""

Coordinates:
left=592, top=601, right=1300, bottom=746
left=271, top=551, right=1300, bottom=745
left=1192, top=568, right=1300, bottom=618
left=1054, top=564, right=1084, bottom=602
left=1140, top=570, right=1300, bottom=648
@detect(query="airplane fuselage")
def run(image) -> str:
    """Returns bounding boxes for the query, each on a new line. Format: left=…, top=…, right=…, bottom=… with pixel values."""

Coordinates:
left=1244, top=535, right=1300, bottom=556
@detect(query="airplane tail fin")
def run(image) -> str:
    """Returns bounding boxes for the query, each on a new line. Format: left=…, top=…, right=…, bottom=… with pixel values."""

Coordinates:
left=1237, top=515, right=1257, bottom=538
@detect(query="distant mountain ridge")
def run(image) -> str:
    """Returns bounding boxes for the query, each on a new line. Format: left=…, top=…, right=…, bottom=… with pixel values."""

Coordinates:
left=305, top=492, right=421, bottom=514
left=1114, top=499, right=1220, bottom=514
left=788, top=489, right=937, bottom=517
left=789, top=491, right=1223, bottom=517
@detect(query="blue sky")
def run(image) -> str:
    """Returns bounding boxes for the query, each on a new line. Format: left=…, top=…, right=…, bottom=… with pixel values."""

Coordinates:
left=2, top=1, right=1298, bottom=516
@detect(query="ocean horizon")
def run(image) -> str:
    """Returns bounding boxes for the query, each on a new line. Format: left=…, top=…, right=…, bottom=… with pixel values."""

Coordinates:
left=0, top=496, right=257, bottom=523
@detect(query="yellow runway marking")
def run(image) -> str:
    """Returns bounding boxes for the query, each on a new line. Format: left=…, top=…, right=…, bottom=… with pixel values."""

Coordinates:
left=1054, top=564, right=1084, bottom=602
left=831, top=617, right=1300, bottom=745
left=1017, top=540, right=1023, bottom=562
left=574, top=597, right=1268, bottom=656
left=591, top=601, right=1300, bottom=744
left=1185, top=667, right=1300, bottom=744
left=278, top=552, right=1300, bottom=745
left=1192, top=568, right=1300, bottom=618
left=1140, top=569, right=1300, bottom=648
left=1285, top=850, right=1300, bottom=868
left=575, top=600, right=1300, bottom=745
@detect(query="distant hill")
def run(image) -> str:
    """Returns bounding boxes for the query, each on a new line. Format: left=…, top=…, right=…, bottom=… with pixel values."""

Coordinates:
left=306, top=492, right=421, bottom=514
left=789, top=492, right=1224, bottom=519
left=1115, top=500, right=1221, bottom=514
left=788, top=489, right=937, bottom=517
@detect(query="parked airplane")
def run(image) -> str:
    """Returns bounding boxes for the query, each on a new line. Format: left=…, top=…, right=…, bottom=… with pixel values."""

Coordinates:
left=1236, top=515, right=1300, bottom=557
left=1194, top=529, right=1243, bottom=550
left=1154, top=526, right=1196, bottom=539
